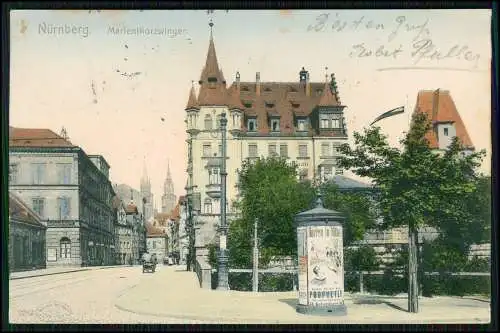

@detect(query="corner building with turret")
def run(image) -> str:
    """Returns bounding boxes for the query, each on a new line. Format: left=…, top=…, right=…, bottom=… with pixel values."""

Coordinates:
left=184, top=24, right=349, bottom=259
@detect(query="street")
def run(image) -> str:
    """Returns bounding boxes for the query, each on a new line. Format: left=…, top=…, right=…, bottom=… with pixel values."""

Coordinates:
left=9, top=265, right=218, bottom=324
left=9, top=265, right=490, bottom=325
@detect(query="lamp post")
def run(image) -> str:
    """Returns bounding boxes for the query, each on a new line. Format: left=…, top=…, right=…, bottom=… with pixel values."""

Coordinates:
left=217, top=112, right=229, bottom=290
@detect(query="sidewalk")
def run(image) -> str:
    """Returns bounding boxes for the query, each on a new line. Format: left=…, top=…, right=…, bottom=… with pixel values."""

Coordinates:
left=114, top=266, right=491, bottom=324
left=10, top=265, right=126, bottom=280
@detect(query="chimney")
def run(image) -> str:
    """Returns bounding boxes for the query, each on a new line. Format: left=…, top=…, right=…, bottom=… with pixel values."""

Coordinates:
left=256, top=72, right=261, bottom=96
left=306, top=71, right=311, bottom=97
left=236, top=71, right=241, bottom=89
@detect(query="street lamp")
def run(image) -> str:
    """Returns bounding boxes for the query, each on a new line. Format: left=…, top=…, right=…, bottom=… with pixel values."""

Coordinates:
left=217, top=113, right=229, bottom=291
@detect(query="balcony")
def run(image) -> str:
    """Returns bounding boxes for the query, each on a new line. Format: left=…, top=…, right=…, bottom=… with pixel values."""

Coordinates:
left=205, top=183, right=221, bottom=199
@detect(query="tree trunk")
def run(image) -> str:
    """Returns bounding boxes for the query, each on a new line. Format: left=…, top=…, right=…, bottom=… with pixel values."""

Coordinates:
left=408, top=224, right=419, bottom=313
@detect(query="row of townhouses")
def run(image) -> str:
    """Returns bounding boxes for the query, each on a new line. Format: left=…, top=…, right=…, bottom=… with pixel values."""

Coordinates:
left=182, top=24, right=490, bottom=264
left=8, top=127, right=149, bottom=271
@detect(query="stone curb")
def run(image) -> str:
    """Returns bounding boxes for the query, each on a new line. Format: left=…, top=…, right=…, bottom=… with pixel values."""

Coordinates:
left=9, top=265, right=122, bottom=280
left=113, top=303, right=490, bottom=324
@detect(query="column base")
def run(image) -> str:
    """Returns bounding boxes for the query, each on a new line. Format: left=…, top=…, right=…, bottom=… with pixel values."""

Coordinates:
left=296, top=303, right=347, bottom=316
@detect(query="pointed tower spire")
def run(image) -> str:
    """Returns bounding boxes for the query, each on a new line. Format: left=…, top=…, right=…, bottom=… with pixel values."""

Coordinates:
left=167, top=159, right=172, bottom=179
left=197, top=17, right=228, bottom=106
left=318, top=70, right=339, bottom=107
left=185, top=81, right=200, bottom=110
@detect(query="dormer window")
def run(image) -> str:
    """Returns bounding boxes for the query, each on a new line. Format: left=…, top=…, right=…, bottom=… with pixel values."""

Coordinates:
left=265, top=102, right=275, bottom=108
left=264, top=87, right=272, bottom=92
left=291, top=102, right=300, bottom=108
left=297, top=119, right=307, bottom=131
left=271, top=119, right=280, bottom=132
left=444, top=128, right=449, bottom=136
left=207, top=77, right=217, bottom=88
left=320, top=114, right=329, bottom=128
left=247, top=118, right=257, bottom=132
left=241, top=86, right=250, bottom=92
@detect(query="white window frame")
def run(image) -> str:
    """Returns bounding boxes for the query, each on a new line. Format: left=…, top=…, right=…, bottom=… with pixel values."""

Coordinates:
left=298, top=119, right=307, bottom=131
left=203, top=144, right=212, bottom=157
left=204, top=114, right=213, bottom=130
left=298, top=144, right=308, bottom=158
left=271, top=119, right=280, bottom=132
left=321, top=143, right=330, bottom=156
left=279, top=144, right=288, bottom=158
left=248, top=144, right=258, bottom=158
left=248, top=119, right=257, bottom=132
left=268, top=144, right=277, bottom=157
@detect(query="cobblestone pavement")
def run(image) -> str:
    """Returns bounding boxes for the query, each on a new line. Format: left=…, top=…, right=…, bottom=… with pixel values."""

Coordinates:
left=9, top=265, right=219, bottom=324
left=9, top=265, right=491, bottom=325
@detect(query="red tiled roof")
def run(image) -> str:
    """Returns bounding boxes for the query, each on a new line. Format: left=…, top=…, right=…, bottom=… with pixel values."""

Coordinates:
left=9, top=192, right=46, bottom=228
left=185, top=85, right=200, bottom=110
left=9, top=127, right=74, bottom=148
left=146, top=223, right=165, bottom=236
left=125, top=203, right=138, bottom=214
left=413, top=90, right=474, bottom=149
left=188, top=32, right=344, bottom=136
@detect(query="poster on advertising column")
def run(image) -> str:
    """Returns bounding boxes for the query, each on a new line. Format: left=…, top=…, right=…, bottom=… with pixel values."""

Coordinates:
left=307, top=225, right=344, bottom=306
left=297, top=227, right=308, bottom=305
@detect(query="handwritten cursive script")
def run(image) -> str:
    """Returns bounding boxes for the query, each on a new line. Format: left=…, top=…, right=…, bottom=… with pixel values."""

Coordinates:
left=349, top=40, right=481, bottom=68
left=307, top=13, right=385, bottom=33
left=387, top=16, right=430, bottom=42
left=411, top=39, right=480, bottom=67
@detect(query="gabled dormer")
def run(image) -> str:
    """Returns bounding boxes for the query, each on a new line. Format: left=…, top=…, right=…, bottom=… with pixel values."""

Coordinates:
left=315, top=73, right=347, bottom=137
left=266, top=101, right=280, bottom=133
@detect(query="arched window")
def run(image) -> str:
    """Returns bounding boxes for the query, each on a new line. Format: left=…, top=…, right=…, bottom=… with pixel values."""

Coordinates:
left=60, top=237, right=71, bottom=259
left=204, top=114, right=213, bottom=130
left=204, top=198, right=213, bottom=214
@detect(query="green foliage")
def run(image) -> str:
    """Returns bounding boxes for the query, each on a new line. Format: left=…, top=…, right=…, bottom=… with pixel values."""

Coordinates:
left=321, top=183, right=378, bottom=246
left=228, top=157, right=316, bottom=268
left=207, top=242, right=218, bottom=268
left=344, top=245, right=381, bottom=272
left=337, top=111, right=486, bottom=232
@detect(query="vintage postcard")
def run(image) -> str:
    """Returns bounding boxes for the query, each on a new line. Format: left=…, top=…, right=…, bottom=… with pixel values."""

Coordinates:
left=8, top=9, right=491, bottom=325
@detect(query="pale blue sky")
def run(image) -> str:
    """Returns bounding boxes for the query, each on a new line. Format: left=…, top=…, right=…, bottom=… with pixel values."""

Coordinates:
left=10, top=10, right=491, bottom=203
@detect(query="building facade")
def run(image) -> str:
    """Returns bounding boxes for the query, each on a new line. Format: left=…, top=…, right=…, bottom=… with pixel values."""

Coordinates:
left=9, top=127, right=116, bottom=267
left=177, top=195, right=189, bottom=264
left=146, top=224, right=168, bottom=264
left=9, top=191, right=47, bottom=272
left=184, top=26, right=349, bottom=258
left=112, top=196, right=133, bottom=265
left=161, top=161, right=177, bottom=214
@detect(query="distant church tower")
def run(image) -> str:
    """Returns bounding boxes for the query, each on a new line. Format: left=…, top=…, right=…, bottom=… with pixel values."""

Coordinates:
left=140, top=158, right=154, bottom=223
left=161, top=160, right=177, bottom=213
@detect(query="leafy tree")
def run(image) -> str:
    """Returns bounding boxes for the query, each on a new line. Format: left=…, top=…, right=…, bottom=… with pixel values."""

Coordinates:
left=337, top=111, right=486, bottom=313
left=228, top=157, right=316, bottom=268
left=320, top=182, right=378, bottom=246
left=344, top=245, right=380, bottom=272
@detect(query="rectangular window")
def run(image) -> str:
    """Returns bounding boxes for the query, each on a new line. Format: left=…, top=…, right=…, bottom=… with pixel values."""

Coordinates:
left=9, top=163, right=19, bottom=184
left=203, top=144, right=212, bottom=157
left=248, top=144, right=258, bottom=158
left=31, top=163, right=46, bottom=185
left=271, top=119, right=280, bottom=132
left=444, top=128, right=449, bottom=136
left=335, top=168, right=344, bottom=175
left=320, top=114, right=330, bottom=128
left=332, top=118, right=341, bottom=129
left=332, top=144, right=340, bottom=155
left=218, top=144, right=223, bottom=157
left=321, top=143, right=330, bottom=156
left=204, top=115, right=213, bottom=130
left=280, top=144, right=288, bottom=158
left=298, top=144, right=308, bottom=158
left=248, top=119, right=257, bottom=132
left=58, top=197, right=71, bottom=219
left=57, top=163, right=72, bottom=184
left=297, top=119, right=307, bottom=131
left=32, top=198, right=45, bottom=218
left=324, top=166, right=333, bottom=176
left=268, top=144, right=277, bottom=157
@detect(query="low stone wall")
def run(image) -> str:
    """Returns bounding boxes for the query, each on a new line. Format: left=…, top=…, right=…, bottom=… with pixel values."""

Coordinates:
left=195, top=256, right=212, bottom=289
